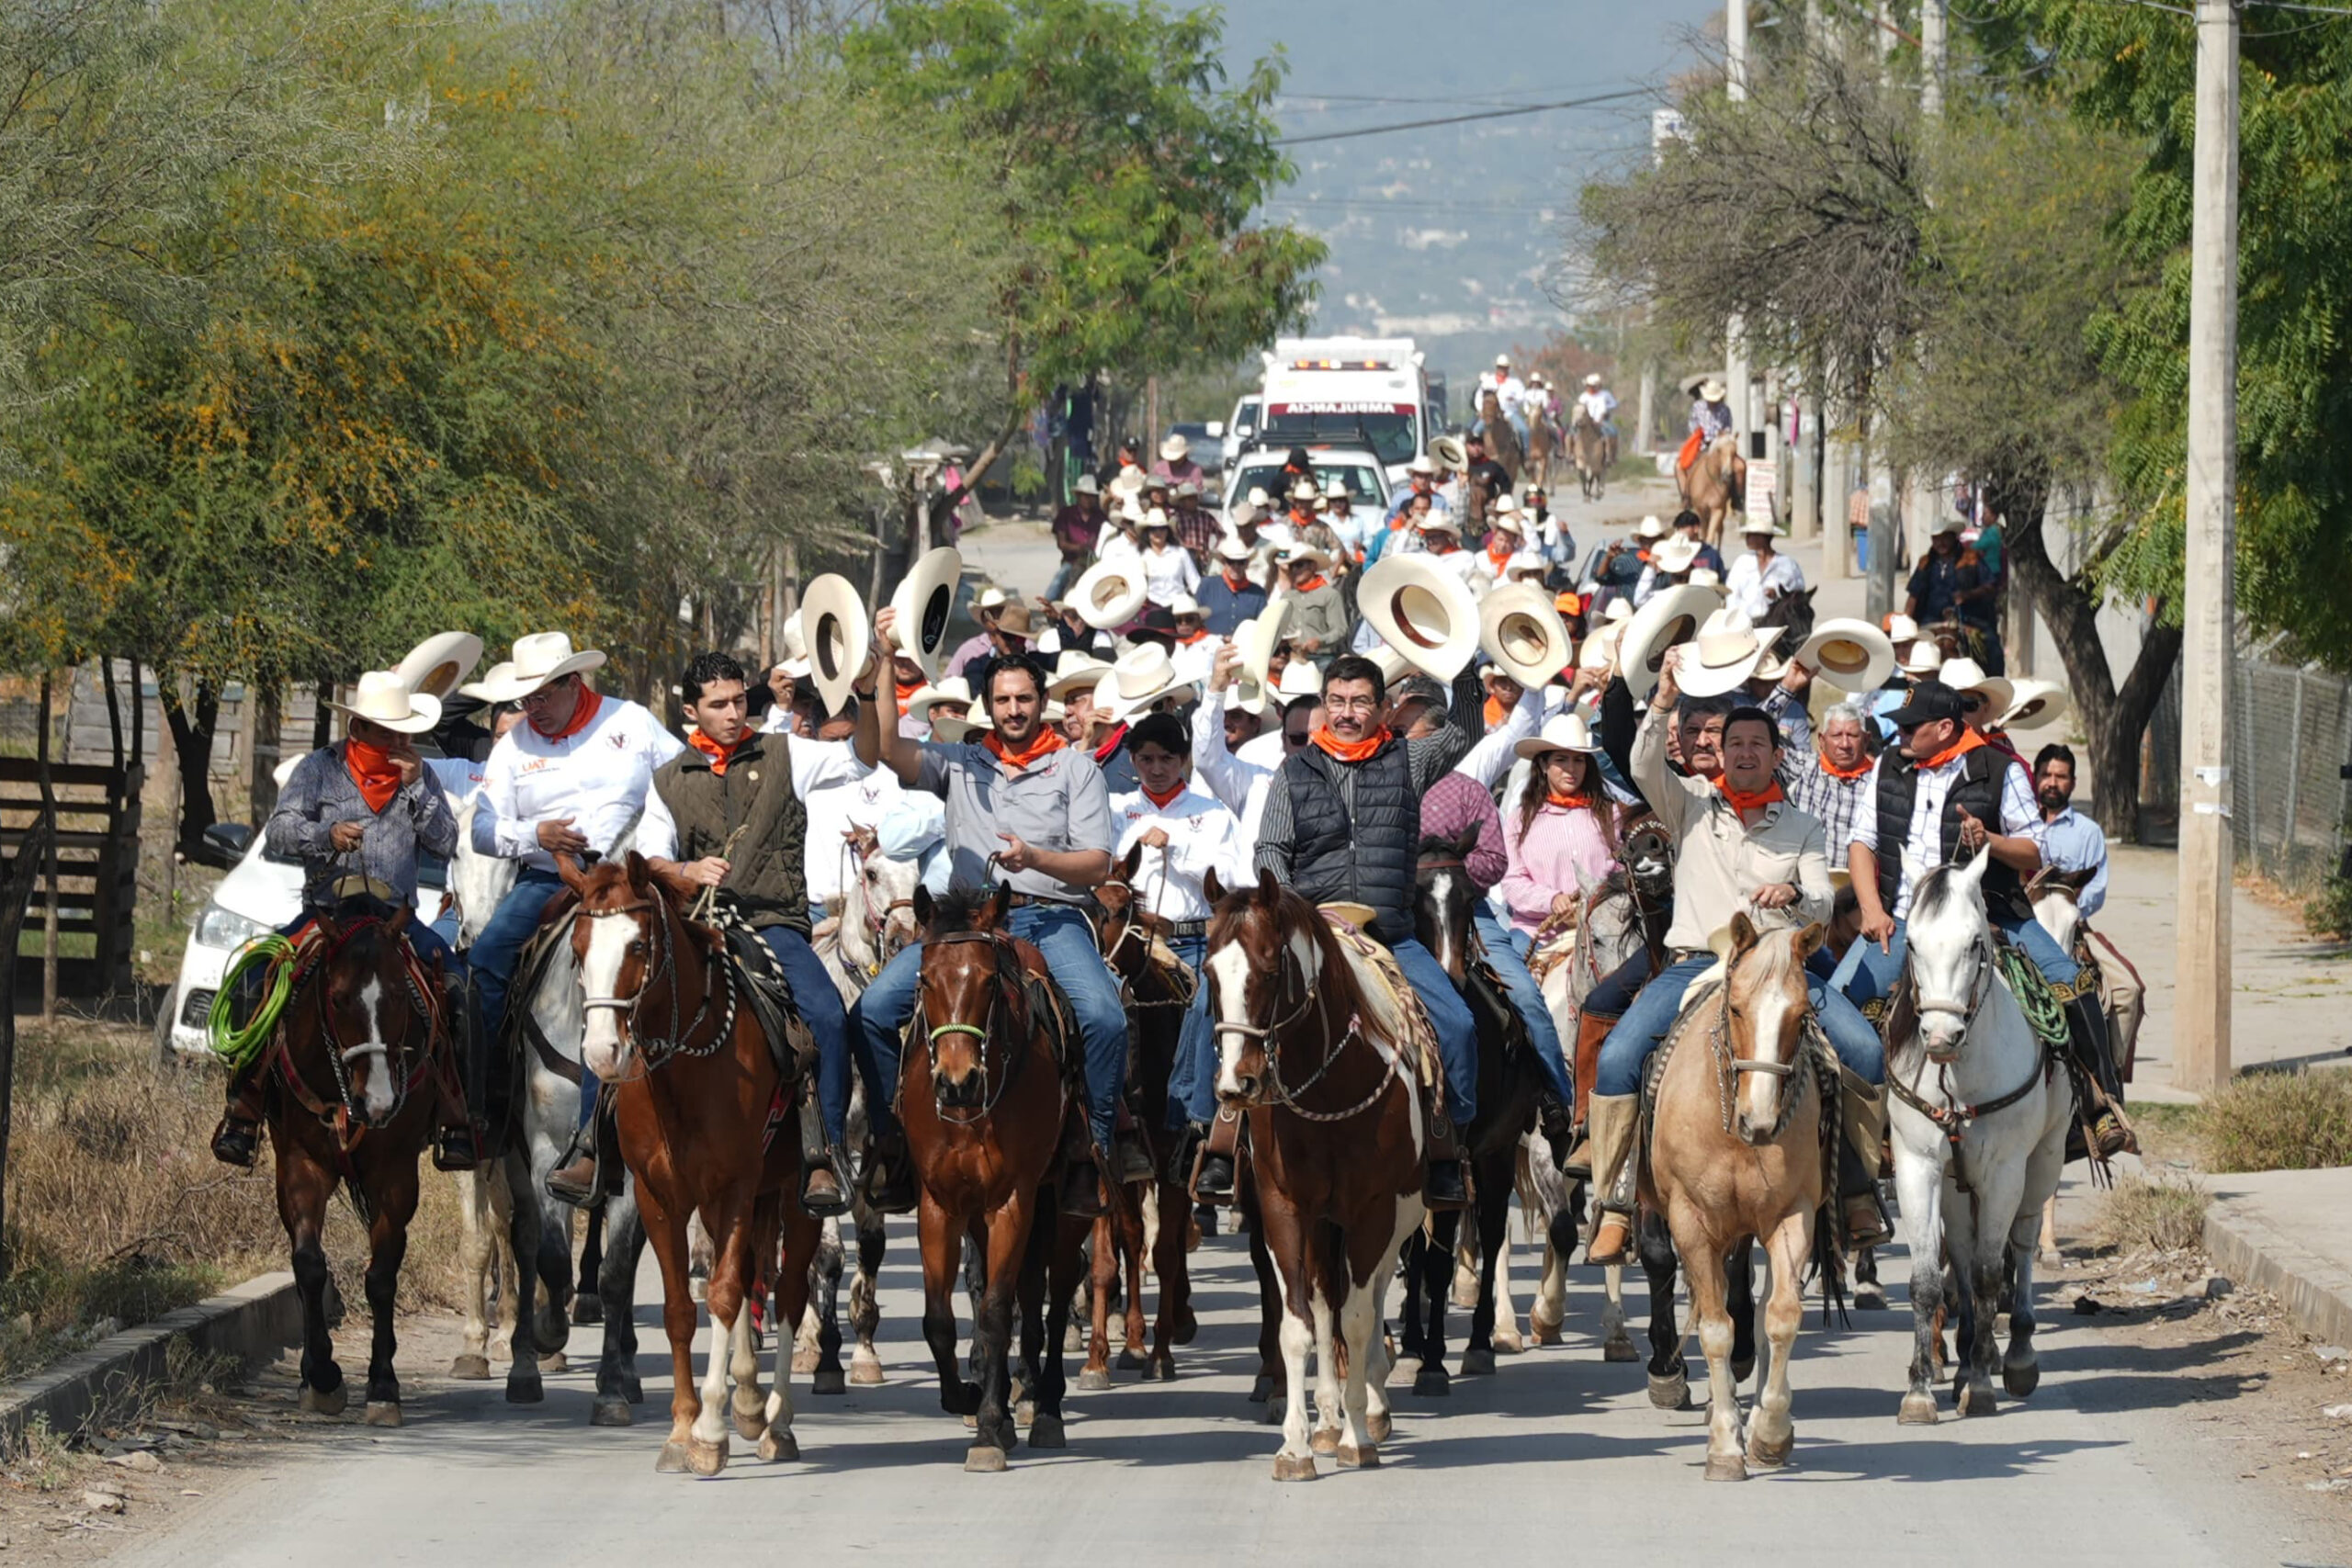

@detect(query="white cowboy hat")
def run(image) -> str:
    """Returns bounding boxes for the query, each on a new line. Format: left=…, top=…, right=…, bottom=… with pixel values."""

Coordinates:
left=1504, top=550, right=1549, bottom=579
left=1111, top=466, right=1148, bottom=500
left=1430, top=434, right=1469, bottom=473
left=931, top=706, right=989, bottom=744
left=1215, top=533, right=1256, bottom=563
left=1584, top=373, right=1603, bottom=387
left=1046, top=654, right=1112, bottom=701
left=1896, top=638, right=1945, bottom=677
left=1284, top=478, right=1318, bottom=504
left=907, top=676, right=974, bottom=726
left=888, top=546, right=963, bottom=682
left=780, top=608, right=808, bottom=661
left=1939, top=657, right=2016, bottom=718
left=1616, top=584, right=1718, bottom=702
left=393, top=632, right=483, bottom=703
left=1072, top=473, right=1100, bottom=496
left=1673, top=607, right=1786, bottom=699
left=1323, top=476, right=1350, bottom=500
left=1230, top=600, right=1295, bottom=715
left=1281, top=542, right=1331, bottom=571
left=1699, top=378, right=1727, bottom=401
left=1272, top=660, right=1324, bottom=701
left=801, top=572, right=873, bottom=715
left=1246, top=486, right=1273, bottom=512
left=1070, top=559, right=1148, bottom=631
left=1141, top=506, right=1174, bottom=533
left=1170, top=593, right=1203, bottom=619
left=974, top=586, right=1009, bottom=613
left=1739, top=516, right=1788, bottom=539
left=457, top=661, right=514, bottom=704
left=1360, top=552, right=1482, bottom=682
left=1367, top=644, right=1411, bottom=688
left=1578, top=620, right=1626, bottom=671
left=1495, top=353, right=1511, bottom=367
left=1407, top=454, right=1438, bottom=478
left=1930, top=515, right=1965, bottom=537
left=1512, top=710, right=1600, bottom=761
left=1998, top=679, right=2071, bottom=732
left=327, top=671, right=442, bottom=736
left=477, top=632, right=607, bottom=703
left=1634, top=514, right=1668, bottom=541
left=1479, top=581, right=1575, bottom=690
left=1489, top=492, right=1521, bottom=521
left=1604, top=597, right=1634, bottom=625
left=1096, top=643, right=1195, bottom=724
left=1795, top=617, right=1896, bottom=694
left=1159, top=433, right=1190, bottom=461
left=1688, top=566, right=1724, bottom=591
left=1883, top=614, right=1919, bottom=643
left=1649, top=535, right=1702, bottom=576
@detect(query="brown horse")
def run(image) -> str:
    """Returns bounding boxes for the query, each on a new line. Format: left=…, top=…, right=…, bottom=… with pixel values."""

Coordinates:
left=1525, top=410, right=1557, bottom=493
left=1202, top=870, right=1426, bottom=1480
left=1640, top=914, right=1838, bottom=1482
left=1477, top=389, right=1524, bottom=490
left=1086, top=842, right=1199, bottom=1386
left=264, top=898, right=469, bottom=1425
left=1678, top=434, right=1747, bottom=547
left=560, top=852, right=821, bottom=1474
left=1569, top=410, right=1610, bottom=502
left=904, top=884, right=1090, bottom=1472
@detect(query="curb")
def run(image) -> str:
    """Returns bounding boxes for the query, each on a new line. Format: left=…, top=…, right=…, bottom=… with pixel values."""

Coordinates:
left=0, top=1272, right=302, bottom=1445
left=2203, top=1198, right=2352, bottom=1350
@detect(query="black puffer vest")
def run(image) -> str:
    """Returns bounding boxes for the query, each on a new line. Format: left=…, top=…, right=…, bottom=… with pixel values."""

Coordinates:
left=1281, top=739, right=1417, bottom=944
left=1871, top=743, right=2032, bottom=924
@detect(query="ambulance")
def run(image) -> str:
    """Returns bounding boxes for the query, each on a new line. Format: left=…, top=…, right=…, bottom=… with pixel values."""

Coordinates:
left=1253, top=337, right=1430, bottom=489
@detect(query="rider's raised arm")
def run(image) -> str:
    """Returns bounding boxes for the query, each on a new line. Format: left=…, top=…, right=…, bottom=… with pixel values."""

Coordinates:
left=1452, top=679, right=1542, bottom=791
left=1630, top=702, right=1702, bottom=840
left=1192, top=684, right=1262, bottom=817
left=1406, top=665, right=1483, bottom=793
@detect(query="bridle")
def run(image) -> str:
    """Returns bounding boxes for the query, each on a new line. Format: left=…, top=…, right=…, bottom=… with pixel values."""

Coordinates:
left=273, top=916, right=441, bottom=1154
left=1706, top=960, right=1818, bottom=1145
left=1210, top=920, right=1397, bottom=1122
left=1909, top=929, right=1996, bottom=1066
left=573, top=887, right=737, bottom=1079
left=914, top=930, right=1029, bottom=1122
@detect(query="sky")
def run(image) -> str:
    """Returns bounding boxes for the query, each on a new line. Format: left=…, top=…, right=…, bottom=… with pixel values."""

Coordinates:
left=1213, top=0, right=1722, bottom=388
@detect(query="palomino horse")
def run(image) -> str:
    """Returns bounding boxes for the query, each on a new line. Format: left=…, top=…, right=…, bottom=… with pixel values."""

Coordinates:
left=1643, top=914, right=1838, bottom=1482
left=262, top=898, right=472, bottom=1424
left=904, top=885, right=1091, bottom=1472
left=1678, top=434, right=1747, bottom=547
left=1524, top=410, right=1557, bottom=492
left=1398, top=829, right=1544, bottom=1394
left=1887, top=852, right=2071, bottom=1424
left=1204, top=870, right=1425, bottom=1481
left=1087, top=841, right=1200, bottom=1386
left=561, top=852, right=823, bottom=1474
left=1569, top=410, right=1610, bottom=502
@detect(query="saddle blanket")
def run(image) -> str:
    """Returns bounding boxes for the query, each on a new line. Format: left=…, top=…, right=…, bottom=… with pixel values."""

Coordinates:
left=1317, top=911, right=1442, bottom=1100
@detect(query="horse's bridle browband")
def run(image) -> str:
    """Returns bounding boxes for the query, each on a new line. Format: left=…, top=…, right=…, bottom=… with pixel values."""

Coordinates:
left=914, top=929, right=1031, bottom=1123
left=1212, top=927, right=1400, bottom=1123
left=574, top=890, right=738, bottom=1077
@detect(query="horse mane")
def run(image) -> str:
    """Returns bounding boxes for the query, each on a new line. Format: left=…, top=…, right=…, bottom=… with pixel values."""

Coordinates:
left=926, top=882, right=997, bottom=936
left=1908, top=862, right=1981, bottom=931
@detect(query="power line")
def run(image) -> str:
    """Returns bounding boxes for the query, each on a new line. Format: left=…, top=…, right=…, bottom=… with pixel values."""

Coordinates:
left=1274, top=86, right=1656, bottom=148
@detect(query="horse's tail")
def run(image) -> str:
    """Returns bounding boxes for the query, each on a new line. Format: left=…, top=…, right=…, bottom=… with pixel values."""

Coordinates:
left=1811, top=1195, right=1849, bottom=1330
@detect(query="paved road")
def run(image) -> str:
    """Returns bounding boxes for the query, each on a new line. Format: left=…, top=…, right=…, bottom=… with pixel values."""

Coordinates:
left=119, top=1202, right=2307, bottom=1567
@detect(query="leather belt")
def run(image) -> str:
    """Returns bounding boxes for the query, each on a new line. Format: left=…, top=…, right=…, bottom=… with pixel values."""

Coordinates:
left=1669, top=946, right=1713, bottom=964
left=1004, top=892, right=1080, bottom=910
left=1169, top=918, right=1209, bottom=938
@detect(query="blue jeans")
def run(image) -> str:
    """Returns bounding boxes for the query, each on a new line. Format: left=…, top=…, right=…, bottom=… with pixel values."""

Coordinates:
left=467, top=866, right=564, bottom=1049
left=759, top=926, right=852, bottom=1149
left=847, top=902, right=1129, bottom=1151
left=1475, top=910, right=1575, bottom=1112
left=1843, top=909, right=2078, bottom=1001
left=1597, top=953, right=1883, bottom=1099
left=1161, top=935, right=1216, bottom=1129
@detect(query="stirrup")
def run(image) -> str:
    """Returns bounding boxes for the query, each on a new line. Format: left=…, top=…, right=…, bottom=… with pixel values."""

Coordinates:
left=433, top=1123, right=479, bottom=1173
left=859, top=1137, right=918, bottom=1216
left=799, top=1158, right=850, bottom=1220
left=211, top=1115, right=262, bottom=1169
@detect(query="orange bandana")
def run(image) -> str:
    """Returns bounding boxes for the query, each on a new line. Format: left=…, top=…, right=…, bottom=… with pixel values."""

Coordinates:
left=1545, top=791, right=1593, bottom=811
left=533, top=686, right=602, bottom=741
left=1818, top=751, right=1874, bottom=782
left=1917, top=728, right=1986, bottom=772
left=1294, top=573, right=1329, bottom=592
left=985, top=727, right=1067, bottom=773
left=1310, top=725, right=1393, bottom=764
left=1176, top=628, right=1210, bottom=645
left=687, top=729, right=743, bottom=776
left=1487, top=538, right=1513, bottom=572
left=1715, top=778, right=1786, bottom=815
left=896, top=677, right=921, bottom=719
left=1141, top=780, right=1189, bottom=809
left=1484, top=694, right=1508, bottom=728
left=344, top=738, right=401, bottom=813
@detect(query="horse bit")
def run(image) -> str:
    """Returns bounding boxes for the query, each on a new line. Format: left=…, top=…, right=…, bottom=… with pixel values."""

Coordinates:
left=577, top=893, right=739, bottom=1076
left=1212, top=937, right=1396, bottom=1123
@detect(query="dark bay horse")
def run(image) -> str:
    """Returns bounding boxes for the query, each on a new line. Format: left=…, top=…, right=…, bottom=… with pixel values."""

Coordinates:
left=1757, top=583, right=1818, bottom=651
left=560, top=852, right=821, bottom=1475
left=1203, top=870, right=1425, bottom=1480
left=264, top=899, right=473, bottom=1425
left=904, top=885, right=1090, bottom=1472
left=1398, top=829, right=1544, bottom=1396
left=1088, top=841, right=1199, bottom=1386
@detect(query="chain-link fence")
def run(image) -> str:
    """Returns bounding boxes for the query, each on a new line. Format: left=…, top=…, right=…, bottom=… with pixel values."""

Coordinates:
left=2230, top=655, right=2352, bottom=893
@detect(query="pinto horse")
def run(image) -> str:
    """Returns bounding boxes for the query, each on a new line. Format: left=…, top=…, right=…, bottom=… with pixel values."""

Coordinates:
left=264, top=898, right=468, bottom=1426
left=903, top=885, right=1091, bottom=1472
left=560, top=852, right=821, bottom=1475
left=1204, top=870, right=1426, bottom=1481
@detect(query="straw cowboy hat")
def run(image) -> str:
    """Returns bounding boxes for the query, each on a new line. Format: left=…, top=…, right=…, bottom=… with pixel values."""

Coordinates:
left=1160, top=433, right=1191, bottom=461
left=802, top=572, right=873, bottom=715
left=1896, top=638, right=1945, bottom=677
left=1281, top=542, right=1331, bottom=571
left=327, top=671, right=442, bottom=736
left=907, top=676, right=974, bottom=727
left=1359, top=552, right=1483, bottom=681
left=1699, top=378, right=1728, bottom=401
left=1616, top=584, right=1718, bottom=702
left=477, top=632, right=607, bottom=703
left=1095, top=644, right=1195, bottom=725
left=1649, top=535, right=1703, bottom=576
left=1479, top=581, right=1576, bottom=689
left=1674, top=607, right=1787, bottom=699
left=1230, top=600, right=1294, bottom=715
left=1998, top=679, right=2071, bottom=732
left=393, top=632, right=483, bottom=704
left=1430, top=434, right=1469, bottom=473
left=1939, top=657, right=2016, bottom=719
left=1513, top=710, right=1600, bottom=761
left=888, top=546, right=963, bottom=682
left=1070, top=559, right=1148, bottom=631
left=994, top=602, right=1037, bottom=639
left=1795, top=617, right=1896, bottom=694
left=1046, top=654, right=1112, bottom=701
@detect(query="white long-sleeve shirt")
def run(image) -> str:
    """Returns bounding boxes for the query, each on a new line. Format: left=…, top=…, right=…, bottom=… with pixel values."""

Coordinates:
left=792, top=740, right=912, bottom=907
left=474, top=694, right=684, bottom=873
left=1724, top=549, right=1805, bottom=622
left=1191, top=687, right=1273, bottom=818
left=1139, top=543, right=1200, bottom=606
left=874, top=789, right=951, bottom=897
left=1111, top=786, right=1246, bottom=921
left=1452, top=684, right=1543, bottom=790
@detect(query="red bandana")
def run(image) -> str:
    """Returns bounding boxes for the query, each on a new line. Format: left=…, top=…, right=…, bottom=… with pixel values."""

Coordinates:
left=1310, top=725, right=1393, bottom=764
left=985, top=727, right=1067, bottom=773
left=1545, top=791, right=1593, bottom=811
left=1092, top=723, right=1128, bottom=765
left=1715, top=778, right=1786, bottom=814
left=1141, top=780, right=1189, bottom=809
left=687, top=729, right=743, bottom=776
left=344, top=738, right=401, bottom=813
left=533, top=686, right=602, bottom=741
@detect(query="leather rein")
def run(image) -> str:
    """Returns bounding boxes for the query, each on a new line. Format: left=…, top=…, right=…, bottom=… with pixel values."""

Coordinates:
left=1886, top=931, right=2043, bottom=1145
left=1211, top=922, right=1398, bottom=1124
left=268, top=918, right=442, bottom=1156
left=573, top=888, right=739, bottom=1080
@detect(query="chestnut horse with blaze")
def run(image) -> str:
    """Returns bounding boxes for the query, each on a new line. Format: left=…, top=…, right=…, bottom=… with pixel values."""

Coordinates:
left=560, top=852, right=821, bottom=1476
left=903, top=884, right=1091, bottom=1472
left=1203, top=870, right=1426, bottom=1481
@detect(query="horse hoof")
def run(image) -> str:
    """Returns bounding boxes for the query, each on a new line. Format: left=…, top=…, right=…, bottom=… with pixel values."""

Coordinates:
left=1532, top=1314, right=1565, bottom=1348
left=1704, top=1453, right=1748, bottom=1483
left=1145, top=1354, right=1175, bottom=1382
left=687, top=1437, right=729, bottom=1477
left=1248, top=1374, right=1273, bottom=1404
left=850, top=1357, right=886, bottom=1387
left=791, top=1347, right=820, bottom=1375
left=448, top=1354, right=492, bottom=1382
left=964, top=1445, right=1009, bottom=1473
left=1731, top=1356, right=1755, bottom=1386
left=590, top=1397, right=633, bottom=1427
left=539, top=1352, right=568, bottom=1375
left=1854, top=1284, right=1889, bottom=1312
left=361, top=1401, right=402, bottom=1428
left=1272, top=1453, right=1317, bottom=1483
left=657, top=1441, right=691, bottom=1473
left=2003, top=1360, right=2041, bottom=1399
left=1603, top=1337, right=1640, bottom=1364
left=758, top=1428, right=799, bottom=1463
left=1116, top=1347, right=1145, bottom=1371
left=1309, top=1426, right=1341, bottom=1456
left=300, top=1384, right=347, bottom=1416
left=1366, top=1410, right=1393, bottom=1444
left=1337, top=1443, right=1378, bottom=1470
left=1028, top=1414, right=1066, bottom=1450
left=622, top=1376, right=645, bottom=1404
left=1897, top=1393, right=1939, bottom=1426
left=1413, top=1366, right=1451, bottom=1398
left=1647, top=1372, right=1690, bottom=1411
left=1078, top=1369, right=1112, bottom=1392
left=1491, top=1327, right=1524, bottom=1356
left=505, top=1374, right=544, bottom=1405
left=733, top=1406, right=767, bottom=1442
left=1460, top=1348, right=1497, bottom=1377
left=812, top=1367, right=847, bottom=1396
left=571, top=1294, right=604, bottom=1325
left=1957, top=1380, right=1997, bottom=1418
left=1747, top=1429, right=1792, bottom=1469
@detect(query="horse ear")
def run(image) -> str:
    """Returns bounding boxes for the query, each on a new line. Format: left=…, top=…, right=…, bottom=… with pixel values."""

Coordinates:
left=1794, top=919, right=1827, bottom=961
left=1454, top=821, right=1482, bottom=859
left=912, top=886, right=935, bottom=931
left=556, top=851, right=591, bottom=897
left=625, top=850, right=650, bottom=887
left=1957, top=847, right=1992, bottom=891
left=987, top=882, right=1012, bottom=930
left=385, top=901, right=411, bottom=932
left=2066, top=867, right=2097, bottom=892
left=1255, top=866, right=1281, bottom=908
left=1727, top=909, right=1759, bottom=955
left=1120, top=840, right=1144, bottom=881
left=1204, top=868, right=1226, bottom=906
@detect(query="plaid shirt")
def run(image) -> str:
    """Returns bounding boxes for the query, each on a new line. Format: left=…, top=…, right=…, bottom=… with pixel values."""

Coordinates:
left=1784, top=753, right=1870, bottom=871
left=1171, top=504, right=1220, bottom=555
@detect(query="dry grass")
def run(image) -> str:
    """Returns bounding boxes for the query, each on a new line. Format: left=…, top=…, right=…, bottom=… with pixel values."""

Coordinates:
left=2094, top=1173, right=2212, bottom=1255
left=2200, top=1070, right=2352, bottom=1173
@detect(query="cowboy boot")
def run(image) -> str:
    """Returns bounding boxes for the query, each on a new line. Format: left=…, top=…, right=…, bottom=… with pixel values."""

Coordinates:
left=1563, top=1010, right=1616, bottom=1179
left=209, top=1067, right=267, bottom=1168
left=432, top=975, right=479, bottom=1173
left=1422, top=1112, right=1472, bottom=1212
left=1192, top=1106, right=1245, bottom=1207
left=1838, top=1066, right=1894, bottom=1249
left=2065, top=993, right=2135, bottom=1157
left=1060, top=1152, right=1109, bottom=1220
left=1583, top=1094, right=1641, bottom=1266
left=858, top=1125, right=918, bottom=1216
left=1536, top=1092, right=1575, bottom=1172
left=796, top=1090, right=848, bottom=1219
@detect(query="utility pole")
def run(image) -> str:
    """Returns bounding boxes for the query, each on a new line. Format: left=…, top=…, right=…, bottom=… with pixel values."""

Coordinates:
left=1725, top=0, right=1751, bottom=461
left=1919, top=0, right=1946, bottom=117
left=2175, top=0, right=2239, bottom=1096
left=1895, top=0, right=1950, bottom=610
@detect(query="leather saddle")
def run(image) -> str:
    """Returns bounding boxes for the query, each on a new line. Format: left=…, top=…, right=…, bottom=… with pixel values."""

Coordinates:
left=719, top=924, right=814, bottom=1088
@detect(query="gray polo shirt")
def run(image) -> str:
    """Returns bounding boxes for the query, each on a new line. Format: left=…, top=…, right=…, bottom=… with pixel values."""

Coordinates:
left=914, top=739, right=1116, bottom=902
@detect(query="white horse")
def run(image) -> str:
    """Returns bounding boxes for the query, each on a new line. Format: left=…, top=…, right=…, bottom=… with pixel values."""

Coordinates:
left=446, top=795, right=526, bottom=1386
left=1886, top=852, right=2072, bottom=1423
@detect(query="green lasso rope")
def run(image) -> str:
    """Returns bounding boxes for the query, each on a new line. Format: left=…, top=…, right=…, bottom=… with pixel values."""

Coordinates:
left=1995, top=942, right=2071, bottom=1051
left=209, top=935, right=299, bottom=1072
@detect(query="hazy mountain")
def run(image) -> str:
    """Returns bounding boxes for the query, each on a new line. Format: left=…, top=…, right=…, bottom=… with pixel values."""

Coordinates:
left=1216, top=0, right=1719, bottom=400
